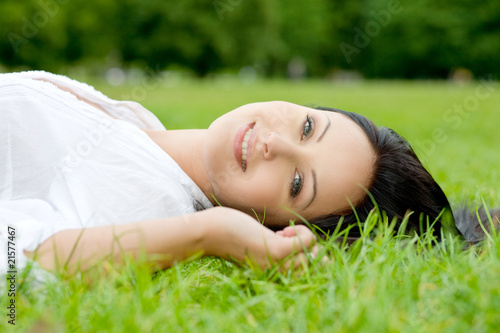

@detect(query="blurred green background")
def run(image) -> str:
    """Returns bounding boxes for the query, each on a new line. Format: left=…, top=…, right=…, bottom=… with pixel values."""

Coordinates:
left=1, top=0, right=499, bottom=79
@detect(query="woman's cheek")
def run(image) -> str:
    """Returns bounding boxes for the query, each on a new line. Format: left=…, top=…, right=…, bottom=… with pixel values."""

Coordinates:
left=232, top=177, right=281, bottom=208
left=215, top=162, right=241, bottom=190
left=253, top=180, right=283, bottom=207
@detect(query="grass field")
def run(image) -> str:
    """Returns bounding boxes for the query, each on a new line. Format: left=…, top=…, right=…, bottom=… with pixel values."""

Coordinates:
left=3, top=77, right=500, bottom=332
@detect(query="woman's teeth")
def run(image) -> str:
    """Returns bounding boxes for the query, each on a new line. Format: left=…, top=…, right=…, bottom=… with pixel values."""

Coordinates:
left=241, top=128, right=253, bottom=170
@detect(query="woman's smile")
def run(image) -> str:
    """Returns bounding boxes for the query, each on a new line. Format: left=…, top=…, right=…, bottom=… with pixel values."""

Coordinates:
left=234, top=122, right=256, bottom=172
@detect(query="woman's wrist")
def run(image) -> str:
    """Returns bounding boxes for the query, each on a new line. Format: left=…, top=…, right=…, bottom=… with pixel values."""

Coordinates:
left=195, top=206, right=227, bottom=258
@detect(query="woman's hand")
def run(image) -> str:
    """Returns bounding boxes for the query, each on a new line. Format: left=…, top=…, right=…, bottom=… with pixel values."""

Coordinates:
left=203, top=207, right=317, bottom=270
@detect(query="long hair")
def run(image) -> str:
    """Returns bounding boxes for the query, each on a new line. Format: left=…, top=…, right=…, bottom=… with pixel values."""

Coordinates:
left=311, top=106, right=466, bottom=241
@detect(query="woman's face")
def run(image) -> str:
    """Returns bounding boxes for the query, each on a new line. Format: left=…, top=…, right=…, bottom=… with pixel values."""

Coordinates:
left=203, top=101, right=375, bottom=227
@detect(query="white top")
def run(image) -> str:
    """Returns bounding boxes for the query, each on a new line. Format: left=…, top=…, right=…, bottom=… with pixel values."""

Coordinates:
left=0, top=71, right=213, bottom=274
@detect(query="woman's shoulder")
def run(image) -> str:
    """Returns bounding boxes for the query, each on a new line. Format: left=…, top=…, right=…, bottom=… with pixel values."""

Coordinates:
left=1, top=70, right=166, bottom=131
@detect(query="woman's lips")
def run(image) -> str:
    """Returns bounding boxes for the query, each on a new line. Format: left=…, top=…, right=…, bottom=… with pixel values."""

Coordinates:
left=234, top=122, right=256, bottom=171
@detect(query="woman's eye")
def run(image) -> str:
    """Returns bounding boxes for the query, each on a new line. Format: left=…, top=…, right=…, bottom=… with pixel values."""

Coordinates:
left=290, top=171, right=303, bottom=198
left=302, top=115, right=313, bottom=140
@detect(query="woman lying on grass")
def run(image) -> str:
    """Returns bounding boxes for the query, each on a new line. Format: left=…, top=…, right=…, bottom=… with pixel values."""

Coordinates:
left=0, top=71, right=496, bottom=277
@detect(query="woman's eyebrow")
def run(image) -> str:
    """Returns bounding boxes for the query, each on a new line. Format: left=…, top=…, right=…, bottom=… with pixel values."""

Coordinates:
left=302, top=115, right=330, bottom=210
left=303, top=169, right=317, bottom=211
left=316, top=114, right=331, bottom=142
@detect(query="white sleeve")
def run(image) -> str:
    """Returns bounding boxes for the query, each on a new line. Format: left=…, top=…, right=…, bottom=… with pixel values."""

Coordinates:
left=13, top=70, right=166, bottom=131
left=0, top=199, right=79, bottom=275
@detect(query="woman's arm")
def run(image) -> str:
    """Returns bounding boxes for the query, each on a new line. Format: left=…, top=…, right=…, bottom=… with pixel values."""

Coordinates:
left=26, top=207, right=316, bottom=273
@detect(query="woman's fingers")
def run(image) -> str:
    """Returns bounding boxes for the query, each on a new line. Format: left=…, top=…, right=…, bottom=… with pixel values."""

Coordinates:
left=279, top=226, right=295, bottom=237
left=310, top=244, right=319, bottom=257
left=280, top=225, right=317, bottom=241
left=282, top=252, right=308, bottom=270
left=279, top=244, right=328, bottom=271
left=269, top=228, right=316, bottom=267
left=285, top=226, right=316, bottom=251
left=282, top=251, right=316, bottom=270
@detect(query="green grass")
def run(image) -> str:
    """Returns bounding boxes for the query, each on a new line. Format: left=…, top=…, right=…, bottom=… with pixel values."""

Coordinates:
left=3, top=78, right=500, bottom=332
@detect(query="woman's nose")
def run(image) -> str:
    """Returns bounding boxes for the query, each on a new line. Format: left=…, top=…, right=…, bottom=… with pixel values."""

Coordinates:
left=261, top=131, right=295, bottom=160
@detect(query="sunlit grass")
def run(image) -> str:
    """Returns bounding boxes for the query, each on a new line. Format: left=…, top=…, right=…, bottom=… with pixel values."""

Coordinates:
left=3, top=78, right=499, bottom=332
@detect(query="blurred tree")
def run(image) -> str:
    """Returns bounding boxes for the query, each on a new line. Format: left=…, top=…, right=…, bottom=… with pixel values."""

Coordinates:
left=0, top=0, right=498, bottom=78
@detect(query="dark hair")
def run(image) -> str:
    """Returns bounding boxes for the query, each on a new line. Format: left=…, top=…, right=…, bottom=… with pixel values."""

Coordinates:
left=453, top=206, right=500, bottom=244
left=311, top=106, right=461, bottom=242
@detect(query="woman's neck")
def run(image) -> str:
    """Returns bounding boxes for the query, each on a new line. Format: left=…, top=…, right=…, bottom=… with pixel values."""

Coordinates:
left=142, top=129, right=215, bottom=205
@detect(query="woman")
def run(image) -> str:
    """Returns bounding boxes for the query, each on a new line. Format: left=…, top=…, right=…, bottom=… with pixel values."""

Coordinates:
left=0, top=71, right=490, bottom=276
